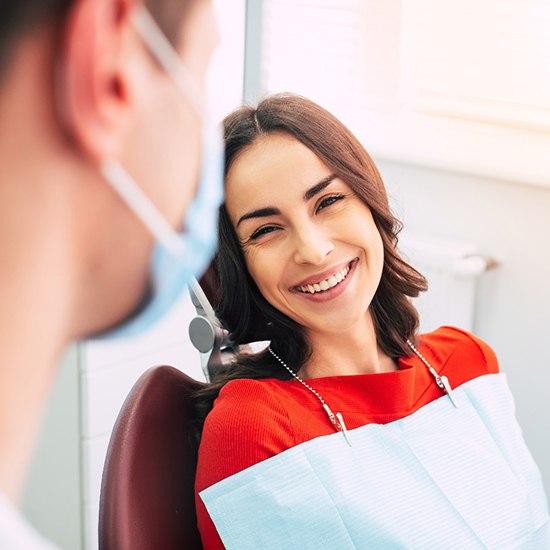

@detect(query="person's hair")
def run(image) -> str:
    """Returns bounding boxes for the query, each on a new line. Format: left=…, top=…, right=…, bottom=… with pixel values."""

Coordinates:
left=0, top=0, right=197, bottom=82
left=193, top=93, right=428, bottom=431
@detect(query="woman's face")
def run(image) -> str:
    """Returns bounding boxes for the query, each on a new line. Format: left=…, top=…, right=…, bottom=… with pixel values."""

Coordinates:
left=225, top=132, right=384, bottom=337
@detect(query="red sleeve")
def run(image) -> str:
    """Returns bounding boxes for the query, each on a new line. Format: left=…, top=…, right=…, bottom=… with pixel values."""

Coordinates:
left=439, top=326, right=499, bottom=374
left=465, top=330, right=499, bottom=375
left=422, top=326, right=500, bottom=387
left=194, top=378, right=295, bottom=550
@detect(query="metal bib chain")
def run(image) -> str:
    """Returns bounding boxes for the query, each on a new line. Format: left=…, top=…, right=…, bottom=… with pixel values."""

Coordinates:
left=268, top=339, right=459, bottom=447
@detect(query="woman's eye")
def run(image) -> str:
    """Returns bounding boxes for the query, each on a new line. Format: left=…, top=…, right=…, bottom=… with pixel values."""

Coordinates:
left=317, top=194, right=345, bottom=212
left=249, top=225, right=279, bottom=241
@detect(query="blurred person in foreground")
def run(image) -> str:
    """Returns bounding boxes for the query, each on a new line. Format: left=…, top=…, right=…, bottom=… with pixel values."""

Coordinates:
left=0, top=0, right=223, bottom=547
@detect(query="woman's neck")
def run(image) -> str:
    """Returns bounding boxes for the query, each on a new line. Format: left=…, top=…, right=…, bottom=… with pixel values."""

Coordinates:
left=300, top=313, right=397, bottom=379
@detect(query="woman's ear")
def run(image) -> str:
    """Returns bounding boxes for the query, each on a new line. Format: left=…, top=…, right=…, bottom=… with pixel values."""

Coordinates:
left=57, top=0, right=139, bottom=162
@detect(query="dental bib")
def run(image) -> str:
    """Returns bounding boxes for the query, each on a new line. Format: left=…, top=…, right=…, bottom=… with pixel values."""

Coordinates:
left=200, top=373, right=549, bottom=549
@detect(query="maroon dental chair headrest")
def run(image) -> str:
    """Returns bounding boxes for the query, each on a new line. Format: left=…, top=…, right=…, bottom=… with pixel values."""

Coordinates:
left=98, top=366, right=206, bottom=550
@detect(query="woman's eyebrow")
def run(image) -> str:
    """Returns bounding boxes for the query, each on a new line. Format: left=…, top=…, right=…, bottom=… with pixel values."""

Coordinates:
left=236, top=207, right=280, bottom=228
left=303, top=174, right=337, bottom=201
left=236, top=174, right=337, bottom=228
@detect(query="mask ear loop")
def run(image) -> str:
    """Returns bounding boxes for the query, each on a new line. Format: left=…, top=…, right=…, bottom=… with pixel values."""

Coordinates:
left=101, top=160, right=185, bottom=258
left=101, top=6, right=211, bottom=258
left=131, top=6, right=205, bottom=119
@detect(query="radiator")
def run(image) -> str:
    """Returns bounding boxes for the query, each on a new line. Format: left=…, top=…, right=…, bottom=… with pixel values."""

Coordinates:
left=399, top=236, right=495, bottom=333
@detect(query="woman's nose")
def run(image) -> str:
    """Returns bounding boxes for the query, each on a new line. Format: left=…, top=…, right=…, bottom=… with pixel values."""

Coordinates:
left=292, top=224, right=334, bottom=265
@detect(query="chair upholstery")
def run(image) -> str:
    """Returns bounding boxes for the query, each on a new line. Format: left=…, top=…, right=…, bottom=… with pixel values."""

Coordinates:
left=99, top=366, right=206, bottom=550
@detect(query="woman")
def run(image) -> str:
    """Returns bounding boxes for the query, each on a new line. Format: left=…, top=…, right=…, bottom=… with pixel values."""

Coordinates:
left=194, top=94, right=549, bottom=549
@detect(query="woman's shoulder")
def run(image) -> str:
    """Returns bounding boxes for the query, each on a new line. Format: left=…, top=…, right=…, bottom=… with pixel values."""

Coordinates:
left=202, top=377, right=290, bottom=436
left=419, top=326, right=499, bottom=377
left=195, top=377, right=296, bottom=548
left=212, top=377, right=289, bottom=415
left=197, top=378, right=295, bottom=488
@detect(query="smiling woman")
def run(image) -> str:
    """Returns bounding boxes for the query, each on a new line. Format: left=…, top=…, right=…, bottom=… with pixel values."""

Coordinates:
left=193, top=94, right=550, bottom=550
left=214, top=94, right=426, bottom=359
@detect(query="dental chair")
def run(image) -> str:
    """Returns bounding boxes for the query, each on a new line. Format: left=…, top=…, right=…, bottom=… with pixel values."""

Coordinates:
left=99, top=268, right=231, bottom=549
left=98, top=365, right=206, bottom=550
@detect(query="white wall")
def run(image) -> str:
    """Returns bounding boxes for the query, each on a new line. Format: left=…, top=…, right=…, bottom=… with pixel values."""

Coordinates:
left=377, top=157, right=550, bottom=495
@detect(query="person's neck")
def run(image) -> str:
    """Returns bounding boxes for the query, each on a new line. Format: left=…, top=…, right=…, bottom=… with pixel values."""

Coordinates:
left=0, top=153, right=74, bottom=506
left=0, top=26, right=102, bottom=505
left=0, top=329, right=65, bottom=504
left=301, top=313, right=397, bottom=379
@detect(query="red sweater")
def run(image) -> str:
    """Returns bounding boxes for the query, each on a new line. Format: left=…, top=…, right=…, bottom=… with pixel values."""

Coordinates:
left=195, top=326, right=499, bottom=549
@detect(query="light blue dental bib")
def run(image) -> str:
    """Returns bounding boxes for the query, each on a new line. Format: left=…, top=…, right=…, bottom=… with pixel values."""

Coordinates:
left=200, top=374, right=549, bottom=549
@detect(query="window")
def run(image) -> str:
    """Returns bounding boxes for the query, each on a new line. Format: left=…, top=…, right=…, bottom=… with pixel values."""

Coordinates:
left=251, top=0, right=550, bottom=187
left=209, top=0, right=246, bottom=122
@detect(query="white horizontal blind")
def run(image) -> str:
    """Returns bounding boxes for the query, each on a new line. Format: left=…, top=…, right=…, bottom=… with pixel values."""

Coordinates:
left=262, top=0, right=364, bottom=119
left=260, top=0, right=550, bottom=139
left=400, top=0, right=550, bottom=131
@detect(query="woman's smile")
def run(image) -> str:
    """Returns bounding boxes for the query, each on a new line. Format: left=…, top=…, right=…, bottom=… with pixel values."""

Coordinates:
left=291, top=258, right=358, bottom=302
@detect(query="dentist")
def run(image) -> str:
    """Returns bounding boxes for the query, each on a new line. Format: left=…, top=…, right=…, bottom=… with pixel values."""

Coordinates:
left=0, top=0, right=222, bottom=547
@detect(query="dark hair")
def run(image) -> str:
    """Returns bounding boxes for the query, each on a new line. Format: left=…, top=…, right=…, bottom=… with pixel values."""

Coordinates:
left=0, top=0, right=197, bottom=81
left=194, top=93, right=428, bottom=430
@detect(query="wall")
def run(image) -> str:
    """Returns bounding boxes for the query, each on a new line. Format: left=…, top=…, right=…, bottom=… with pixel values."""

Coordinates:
left=377, top=158, right=550, bottom=494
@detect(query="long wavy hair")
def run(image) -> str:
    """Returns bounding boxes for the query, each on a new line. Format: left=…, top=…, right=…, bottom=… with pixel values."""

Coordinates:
left=194, top=93, right=427, bottom=430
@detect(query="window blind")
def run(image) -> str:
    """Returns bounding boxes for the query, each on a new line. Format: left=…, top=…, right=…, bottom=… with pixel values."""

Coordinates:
left=261, top=0, right=550, bottom=129
left=262, top=0, right=364, bottom=116
left=399, top=0, right=550, bottom=131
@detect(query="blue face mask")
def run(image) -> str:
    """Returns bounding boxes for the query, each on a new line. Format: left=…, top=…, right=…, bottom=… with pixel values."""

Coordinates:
left=94, top=8, right=224, bottom=339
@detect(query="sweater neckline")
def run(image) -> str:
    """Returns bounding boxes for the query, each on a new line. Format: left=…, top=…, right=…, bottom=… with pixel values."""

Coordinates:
left=271, top=353, right=434, bottom=414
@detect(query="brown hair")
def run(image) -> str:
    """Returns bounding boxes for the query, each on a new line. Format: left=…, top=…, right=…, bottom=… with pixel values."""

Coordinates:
left=193, top=93, right=428, bottom=430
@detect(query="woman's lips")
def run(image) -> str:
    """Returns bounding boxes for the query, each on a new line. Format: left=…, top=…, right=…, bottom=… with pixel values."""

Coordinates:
left=295, top=263, right=351, bottom=294
left=293, top=259, right=354, bottom=289
left=291, top=258, right=358, bottom=302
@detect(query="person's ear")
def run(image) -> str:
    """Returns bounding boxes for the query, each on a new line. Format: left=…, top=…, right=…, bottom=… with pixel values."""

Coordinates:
left=57, top=0, right=139, bottom=162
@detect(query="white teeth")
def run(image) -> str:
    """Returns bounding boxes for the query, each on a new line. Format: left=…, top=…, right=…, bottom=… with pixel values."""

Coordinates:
left=297, top=263, right=352, bottom=294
